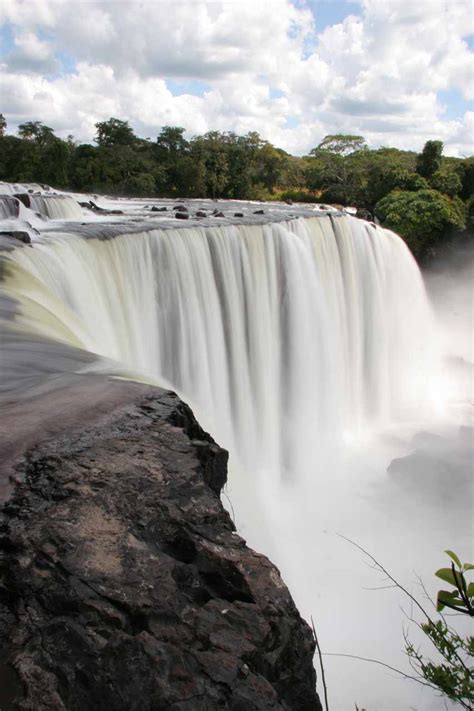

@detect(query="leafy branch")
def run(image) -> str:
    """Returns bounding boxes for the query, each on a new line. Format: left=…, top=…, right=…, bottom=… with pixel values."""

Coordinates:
left=333, top=537, right=473, bottom=708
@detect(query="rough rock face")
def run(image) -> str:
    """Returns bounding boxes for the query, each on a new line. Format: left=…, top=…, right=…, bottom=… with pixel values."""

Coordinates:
left=0, top=389, right=321, bottom=711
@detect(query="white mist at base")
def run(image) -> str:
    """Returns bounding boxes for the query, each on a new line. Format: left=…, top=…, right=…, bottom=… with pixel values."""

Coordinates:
left=225, top=421, right=472, bottom=711
left=1, top=213, right=471, bottom=710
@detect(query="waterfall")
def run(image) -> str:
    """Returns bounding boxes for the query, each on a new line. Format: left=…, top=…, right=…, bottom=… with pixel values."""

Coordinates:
left=1, top=214, right=436, bottom=478
left=0, top=195, right=20, bottom=219
left=28, top=194, right=84, bottom=220
left=2, top=207, right=461, bottom=710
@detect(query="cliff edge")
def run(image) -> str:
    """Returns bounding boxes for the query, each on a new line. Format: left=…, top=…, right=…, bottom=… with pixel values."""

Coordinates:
left=0, top=387, right=321, bottom=710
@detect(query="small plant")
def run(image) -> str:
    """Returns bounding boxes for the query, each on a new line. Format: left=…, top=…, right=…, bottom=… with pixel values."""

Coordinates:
left=333, top=539, right=474, bottom=709
left=405, top=551, right=474, bottom=708
left=434, top=550, right=474, bottom=616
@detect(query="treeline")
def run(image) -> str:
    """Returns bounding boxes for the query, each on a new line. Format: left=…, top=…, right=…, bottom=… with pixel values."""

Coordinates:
left=0, top=114, right=472, bottom=259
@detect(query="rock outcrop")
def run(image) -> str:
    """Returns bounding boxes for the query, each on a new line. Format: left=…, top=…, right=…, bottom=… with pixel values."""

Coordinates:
left=0, top=389, right=321, bottom=711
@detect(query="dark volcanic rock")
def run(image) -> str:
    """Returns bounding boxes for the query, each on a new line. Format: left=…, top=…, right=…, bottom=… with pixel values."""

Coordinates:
left=234, top=212, right=244, bottom=218
left=253, top=209, right=265, bottom=215
left=78, top=201, right=123, bottom=216
left=356, top=208, right=373, bottom=222
left=214, top=211, right=225, bottom=218
left=173, top=205, right=188, bottom=212
left=195, top=211, right=207, bottom=218
left=13, top=194, right=31, bottom=209
left=151, top=206, right=168, bottom=212
left=0, top=231, right=31, bottom=244
left=175, top=211, right=190, bottom=220
left=0, top=390, right=320, bottom=711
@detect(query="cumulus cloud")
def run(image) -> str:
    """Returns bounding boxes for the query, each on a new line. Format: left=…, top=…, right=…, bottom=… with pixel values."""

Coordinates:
left=0, top=0, right=472, bottom=155
left=5, top=31, right=58, bottom=74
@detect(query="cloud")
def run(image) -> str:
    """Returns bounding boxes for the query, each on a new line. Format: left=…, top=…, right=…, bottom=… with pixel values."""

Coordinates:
left=0, top=0, right=472, bottom=156
left=5, top=31, right=59, bottom=73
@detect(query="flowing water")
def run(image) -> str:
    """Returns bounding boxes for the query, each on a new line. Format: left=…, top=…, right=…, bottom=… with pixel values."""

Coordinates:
left=0, top=188, right=471, bottom=710
left=28, top=194, right=84, bottom=220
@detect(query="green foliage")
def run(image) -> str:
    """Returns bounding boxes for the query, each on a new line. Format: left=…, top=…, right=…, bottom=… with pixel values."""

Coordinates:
left=430, top=170, right=462, bottom=197
left=466, top=196, right=474, bottom=230
left=311, top=134, right=368, bottom=156
left=375, top=188, right=466, bottom=259
left=95, top=118, right=136, bottom=147
left=405, top=552, right=474, bottom=708
left=18, top=121, right=55, bottom=146
left=416, top=140, right=444, bottom=178
left=435, top=551, right=474, bottom=615
left=457, top=157, right=474, bottom=200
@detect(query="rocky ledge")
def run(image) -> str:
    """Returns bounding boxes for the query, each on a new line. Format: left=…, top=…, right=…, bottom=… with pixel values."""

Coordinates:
left=0, top=388, right=321, bottom=710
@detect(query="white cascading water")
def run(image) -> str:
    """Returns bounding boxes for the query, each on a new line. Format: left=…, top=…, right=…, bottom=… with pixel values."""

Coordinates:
left=2, top=215, right=436, bottom=472
left=1, top=211, right=468, bottom=711
left=28, top=194, right=84, bottom=220
left=0, top=195, right=19, bottom=219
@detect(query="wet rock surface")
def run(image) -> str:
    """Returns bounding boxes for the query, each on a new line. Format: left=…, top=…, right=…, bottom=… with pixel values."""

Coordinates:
left=0, top=389, right=320, bottom=711
left=387, top=426, right=473, bottom=506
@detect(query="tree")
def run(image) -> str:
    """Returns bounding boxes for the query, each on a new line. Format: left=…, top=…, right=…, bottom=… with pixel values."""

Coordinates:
left=375, top=188, right=466, bottom=260
left=457, top=157, right=474, bottom=200
left=304, top=136, right=368, bottom=205
left=191, top=131, right=230, bottom=198
left=311, top=134, right=367, bottom=157
left=18, top=121, right=55, bottom=147
left=0, top=114, right=6, bottom=136
left=41, top=137, right=69, bottom=186
left=416, top=140, right=443, bottom=178
left=155, top=126, right=190, bottom=195
left=156, top=126, right=189, bottom=156
left=95, top=118, right=136, bottom=146
left=430, top=170, right=462, bottom=197
left=404, top=551, right=474, bottom=707
left=69, top=144, right=101, bottom=190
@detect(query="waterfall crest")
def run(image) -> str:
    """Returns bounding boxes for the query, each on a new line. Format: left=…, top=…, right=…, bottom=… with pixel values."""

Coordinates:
left=28, top=194, right=84, bottom=220
left=1, top=213, right=437, bottom=477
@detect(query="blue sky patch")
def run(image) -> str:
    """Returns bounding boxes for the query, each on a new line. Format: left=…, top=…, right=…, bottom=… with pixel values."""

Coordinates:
left=166, top=79, right=209, bottom=97
left=303, top=0, right=361, bottom=32
left=0, top=24, right=15, bottom=57
left=285, top=116, right=300, bottom=128
left=438, top=88, right=473, bottom=120
left=270, top=87, right=286, bottom=99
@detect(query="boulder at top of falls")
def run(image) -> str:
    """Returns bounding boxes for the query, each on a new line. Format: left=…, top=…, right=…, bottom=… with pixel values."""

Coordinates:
left=175, top=211, right=189, bottom=219
left=195, top=210, right=207, bottom=217
left=214, top=211, right=225, bottom=217
left=151, top=205, right=167, bottom=212
left=13, top=193, right=31, bottom=209
left=0, top=230, right=32, bottom=244
left=356, top=207, right=374, bottom=221
left=173, top=204, right=188, bottom=212
left=234, top=212, right=244, bottom=217
left=253, top=209, right=265, bottom=215
left=79, top=200, right=104, bottom=212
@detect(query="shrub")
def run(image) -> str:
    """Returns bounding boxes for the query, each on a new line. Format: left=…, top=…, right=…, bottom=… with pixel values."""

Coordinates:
left=375, top=188, right=466, bottom=259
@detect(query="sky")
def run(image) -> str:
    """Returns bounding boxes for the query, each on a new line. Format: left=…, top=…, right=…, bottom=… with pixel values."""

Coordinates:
left=0, top=0, right=473, bottom=156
